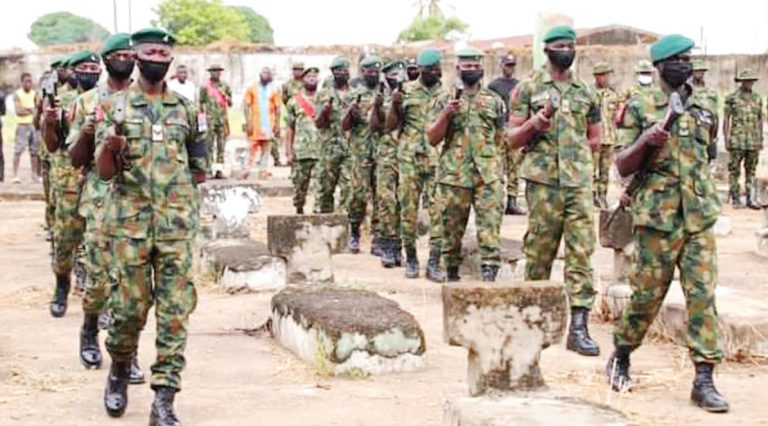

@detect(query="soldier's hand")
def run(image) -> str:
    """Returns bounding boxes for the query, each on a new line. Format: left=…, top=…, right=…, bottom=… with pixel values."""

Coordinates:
left=531, top=110, right=551, bottom=132
left=392, top=89, right=404, bottom=105
left=349, top=103, right=361, bottom=118
left=43, top=105, right=59, bottom=122
left=619, top=193, right=631, bottom=207
left=373, top=93, right=384, bottom=107
left=106, top=134, right=127, bottom=153
left=83, top=117, right=96, bottom=136
left=322, top=102, right=333, bottom=116
left=644, top=123, right=670, bottom=147
left=444, top=99, right=462, bottom=117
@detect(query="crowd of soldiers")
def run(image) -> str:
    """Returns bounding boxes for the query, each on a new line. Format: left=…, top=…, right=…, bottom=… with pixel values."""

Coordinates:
left=26, top=21, right=767, bottom=423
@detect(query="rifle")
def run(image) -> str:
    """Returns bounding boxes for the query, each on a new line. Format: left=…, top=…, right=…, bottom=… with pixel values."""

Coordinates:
left=41, top=74, right=57, bottom=108
left=112, top=97, right=131, bottom=177
left=445, top=79, right=464, bottom=143
left=523, top=88, right=560, bottom=153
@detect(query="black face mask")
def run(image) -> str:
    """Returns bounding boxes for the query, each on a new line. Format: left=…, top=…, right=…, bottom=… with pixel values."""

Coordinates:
left=386, top=78, right=399, bottom=90
left=660, top=62, right=692, bottom=88
left=138, top=60, right=171, bottom=83
left=105, top=59, right=135, bottom=80
left=67, top=74, right=79, bottom=88
left=546, top=49, right=576, bottom=70
left=333, top=73, right=349, bottom=87
left=460, top=69, right=483, bottom=86
left=407, top=70, right=420, bottom=81
left=304, top=83, right=318, bottom=92
left=363, top=73, right=379, bottom=88
left=77, top=73, right=99, bottom=91
left=420, top=70, right=441, bottom=87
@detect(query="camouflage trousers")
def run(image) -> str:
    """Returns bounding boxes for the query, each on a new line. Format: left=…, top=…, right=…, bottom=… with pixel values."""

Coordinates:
left=106, top=237, right=197, bottom=390
left=349, top=156, right=378, bottom=230
left=291, top=159, right=317, bottom=211
left=376, top=159, right=400, bottom=239
left=505, top=145, right=524, bottom=197
left=439, top=178, right=503, bottom=269
left=398, top=156, right=442, bottom=249
left=207, top=126, right=227, bottom=164
left=41, top=154, right=55, bottom=230
left=592, top=144, right=613, bottom=198
left=52, top=170, right=86, bottom=275
left=315, top=142, right=351, bottom=213
left=82, top=229, right=112, bottom=314
left=613, top=225, right=722, bottom=363
left=727, top=148, right=759, bottom=195
left=524, top=181, right=596, bottom=308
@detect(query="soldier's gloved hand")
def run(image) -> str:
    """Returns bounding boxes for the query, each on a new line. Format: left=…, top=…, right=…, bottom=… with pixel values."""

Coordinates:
left=642, top=123, right=670, bottom=147
left=105, top=134, right=127, bottom=153
left=392, top=89, right=404, bottom=106
left=530, top=109, right=551, bottom=132
left=444, top=99, right=462, bottom=117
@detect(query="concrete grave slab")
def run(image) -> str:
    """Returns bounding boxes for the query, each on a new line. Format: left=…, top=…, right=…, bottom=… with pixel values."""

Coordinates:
left=200, top=239, right=285, bottom=292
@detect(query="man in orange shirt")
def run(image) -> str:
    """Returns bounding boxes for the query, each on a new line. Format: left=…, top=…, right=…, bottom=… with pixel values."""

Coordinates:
left=244, top=67, right=282, bottom=168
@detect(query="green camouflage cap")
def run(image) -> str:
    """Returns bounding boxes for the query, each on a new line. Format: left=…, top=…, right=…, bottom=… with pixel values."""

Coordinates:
left=650, top=34, right=694, bottom=63
left=735, top=68, right=758, bottom=81
left=592, top=61, right=612, bottom=75
left=692, top=60, right=708, bottom=71
left=330, top=56, right=350, bottom=69
left=456, top=46, right=484, bottom=62
left=100, top=33, right=132, bottom=57
left=544, top=25, right=576, bottom=43
left=417, top=48, right=441, bottom=67
left=634, top=60, right=653, bottom=73
left=68, top=50, right=101, bottom=67
left=360, top=55, right=383, bottom=69
left=131, top=27, right=177, bottom=46
left=382, top=60, right=405, bottom=73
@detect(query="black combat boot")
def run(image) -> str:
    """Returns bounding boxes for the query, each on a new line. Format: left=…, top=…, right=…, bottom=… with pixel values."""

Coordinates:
left=296, top=206, right=304, bottom=215
left=50, top=274, right=70, bottom=318
left=371, top=236, right=383, bottom=257
left=446, top=266, right=460, bottom=282
left=731, top=190, right=743, bottom=209
left=691, top=362, right=729, bottom=413
left=80, top=313, right=102, bottom=369
left=425, top=247, right=446, bottom=282
left=746, top=189, right=761, bottom=210
left=404, top=246, right=419, bottom=279
left=566, top=307, right=600, bottom=356
left=381, top=238, right=397, bottom=268
left=606, top=345, right=632, bottom=392
left=104, top=360, right=131, bottom=417
left=348, top=224, right=361, bottom=254
left=504, top=195, right=526, bottom=215
left=393, top=240, right=403, bottom=267
left=480, top=265, right=499, bottom=282
left=130, top=355, right=145, bottom=384
left=150, top=386, right=182, bottom=426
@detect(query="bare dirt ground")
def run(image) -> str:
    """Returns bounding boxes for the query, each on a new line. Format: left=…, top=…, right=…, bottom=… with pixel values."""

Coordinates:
left=1, top=162, right=768, bottom=425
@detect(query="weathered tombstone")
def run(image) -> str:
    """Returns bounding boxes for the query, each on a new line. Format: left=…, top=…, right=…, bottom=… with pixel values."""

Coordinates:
left=200, top=239, right=285, bottom=292
left=271, top=287, right=426, bottom=375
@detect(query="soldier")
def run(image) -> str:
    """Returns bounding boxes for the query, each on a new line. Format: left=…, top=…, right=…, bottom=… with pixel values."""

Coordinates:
left=315, top=56, right=352, bottom=214
left=94, top=28, right=208, bottom=424
left=386, top=48, right=445, bottom=280
left=724, top=69, right=763, bottom=209
left=691, top=61, right=720, bottom=164
left=488, top=53, right=526, bottom=215
left=608, top=34, right=729, bottom=413
left=374, top=60, right=405, bottom=267
left=342, top=55, right=383, bottom=254
left=625, top=60, right=656, bottom=100
left=67, top=33, right=144, bottom=381
left=282, top=62, right=305, bottom=106
left=285, top=67, right=320, bottom=214
left=591, top=61, right=623, bottom=208
left=426, top=46, right=504, bottom=282
left=199, top=64, right=231, bottom=177
left=507, top=25, right=602, bottom=356
left=405, top=58, right=419, bottom=82
left=41, top=50, right=99, bottom=318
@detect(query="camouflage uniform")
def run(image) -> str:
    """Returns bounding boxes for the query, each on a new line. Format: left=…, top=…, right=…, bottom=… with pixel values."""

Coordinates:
left=510, top=72, right=601, bottom=308
left=346, top=84, right=380, bottom=232
left=593, top=87, right=623, bottom=201
left=398, top=79, right=444, bottom=251
left=95, top=82, right=207, bottom=390
left=691, top=81, right=719, bottom=161
left=314, top=85, right=352, bottom=213
left=724, top=89, right=763, bottom=197
left=613, top=86, right=722, bottom=364
left=286, top=87, right=320, bottom=211
left=376, top=90, right=400, bottom=241
left=199, top=79, right=231, bottom=164
left=279, top=78, right=304, bottom=163
left=433, top=87, right=505, bottom=269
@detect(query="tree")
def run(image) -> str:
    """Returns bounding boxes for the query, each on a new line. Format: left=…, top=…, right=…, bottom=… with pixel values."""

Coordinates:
left=153, top=0, right=250, bottom=46
left=229, top=6, right=274, bottom=44
left=397, top=0, right=468, bottom=42
left=28, top=12, right=110, bottom=47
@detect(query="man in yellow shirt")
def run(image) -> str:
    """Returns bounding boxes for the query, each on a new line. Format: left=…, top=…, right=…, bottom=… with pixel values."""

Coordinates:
left=12, top=72, right=39, bottom=183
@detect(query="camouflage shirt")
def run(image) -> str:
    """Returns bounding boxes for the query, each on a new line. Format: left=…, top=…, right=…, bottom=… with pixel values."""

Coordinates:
left=315, top=85, right=351, bottom=151
left=286, top=87, right=320, bottom=160
left=95, top=82, right=208, bottom=241
left=346, top=84, right=381, bottom=162
left=596, top=87, right=623, bottom=145
left=724, top=89, right=763, bottom=150
left=617, top=86, right=720, bottom=233
left=510, top=72, right=601, bottom=188
left=51, top=87, right=84, bottom=193
left=433, top=87, right=505, bottom=188
left=377, top=87, right=398, bottom=165
left=281, top=79, right=303, bottom=106
left=692, top=83, right=720, bottom=143
left=398, top=80, right=444, bottom=166
left=199, top=79, right=231, bottom=128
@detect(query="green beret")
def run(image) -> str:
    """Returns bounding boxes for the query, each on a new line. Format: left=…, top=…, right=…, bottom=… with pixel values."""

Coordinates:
left=692, top=60, right=708, bottom=71
left=302, top=66, right=320, bottom=77
left=456, top=46, right=484, bottom=62
left=330, top=56, right=350, bottom=69
left=735, top=68, right=758, bottom=82
left=650, top=34, right=694, bottom=63
left=100, top=33, right=132, bottom=57
left=417, top=48, right=441, bottom=67
left=50, top=55, right=66, bottom=68
left=634, top=60, right=653, bottom=73
left=207, top=64, right=224, bottom=72
left=382, top=60, right=405, bottom=73
left=544, top=25, right=576, bottom=43
left=68, top=50, right=101, bottom=67
left=131, top=27, right=176, bottom=46
left=592, top=61, right=612, bottom=75
left=360, top=55, right=383, bottom=69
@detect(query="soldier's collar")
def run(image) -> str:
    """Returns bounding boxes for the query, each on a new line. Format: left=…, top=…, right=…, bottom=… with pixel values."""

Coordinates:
left=541, top=70, right=580, bottom=87
left=128, top=82, right=180, bottom=106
